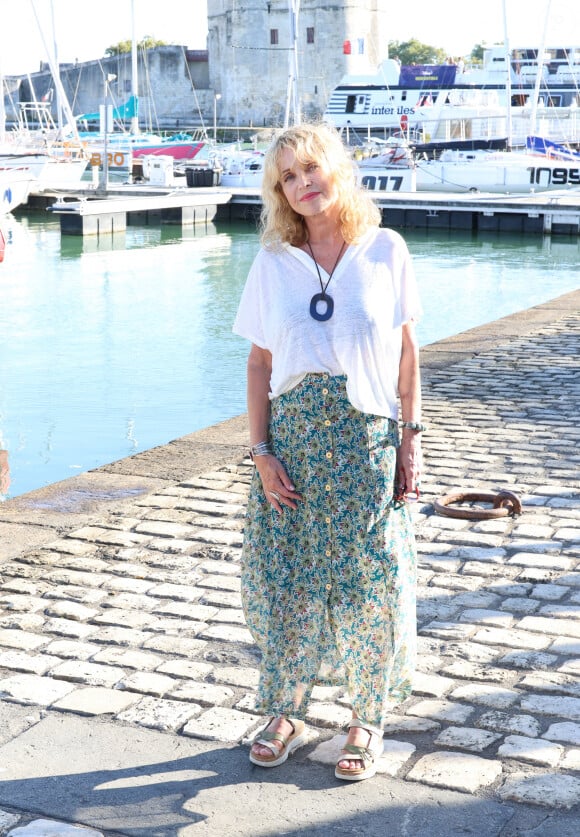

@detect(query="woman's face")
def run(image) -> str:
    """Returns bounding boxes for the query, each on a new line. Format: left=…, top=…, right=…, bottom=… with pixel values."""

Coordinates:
left=277, top=146, right=338, bottom=219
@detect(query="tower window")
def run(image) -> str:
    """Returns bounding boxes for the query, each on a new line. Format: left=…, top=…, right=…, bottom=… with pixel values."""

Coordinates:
left=270, top=29, right=278, bottom=45
left=307, top=27, right=315, bottom=44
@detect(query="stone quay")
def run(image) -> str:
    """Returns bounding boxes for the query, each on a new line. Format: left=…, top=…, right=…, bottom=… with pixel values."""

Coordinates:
left=0, top=289, right=578, bottom=836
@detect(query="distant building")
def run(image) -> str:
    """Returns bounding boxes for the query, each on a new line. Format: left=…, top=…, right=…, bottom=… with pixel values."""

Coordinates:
left=208, top=0, right=387, bottom=126
left=4, top=1, right=387, bottom=132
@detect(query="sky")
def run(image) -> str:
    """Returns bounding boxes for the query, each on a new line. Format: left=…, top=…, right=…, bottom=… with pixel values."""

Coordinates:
left=0, top=0, right=576, bottom=76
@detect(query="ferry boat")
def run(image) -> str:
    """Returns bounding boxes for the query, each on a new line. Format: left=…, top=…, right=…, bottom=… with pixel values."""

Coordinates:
left=324, top=46, right=580, bottom=149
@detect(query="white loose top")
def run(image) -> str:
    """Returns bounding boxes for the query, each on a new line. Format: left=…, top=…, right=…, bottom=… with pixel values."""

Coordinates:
left=232, top=226, right=421, bottom=419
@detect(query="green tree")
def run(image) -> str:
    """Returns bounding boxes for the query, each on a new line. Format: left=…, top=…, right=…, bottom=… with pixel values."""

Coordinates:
left=388, top=39, right=448, bottom=65
left=470, top=43, right=486, bottom=63
left=105, top=36, right=167, bottom=56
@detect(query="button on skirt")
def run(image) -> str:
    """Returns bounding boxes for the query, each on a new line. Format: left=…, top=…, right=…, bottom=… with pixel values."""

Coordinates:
left=242, top=374, right=417, bottom=725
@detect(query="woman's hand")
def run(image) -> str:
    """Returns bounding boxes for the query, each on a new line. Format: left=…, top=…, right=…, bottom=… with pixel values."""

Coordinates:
left=0, top=450, right=10, bottom=496
left=397, top=321, right=422, bottom=501
left=253, top=454, right=302, bottom=513
left=396, top=431, right=422, bottom=500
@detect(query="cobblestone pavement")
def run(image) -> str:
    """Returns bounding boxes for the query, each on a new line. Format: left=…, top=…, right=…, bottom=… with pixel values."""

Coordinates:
left=0, top=309, right=579, bottom=834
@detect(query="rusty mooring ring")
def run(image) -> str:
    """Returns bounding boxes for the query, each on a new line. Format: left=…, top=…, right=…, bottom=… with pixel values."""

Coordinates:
left=433, top=489, right=522, bottom=520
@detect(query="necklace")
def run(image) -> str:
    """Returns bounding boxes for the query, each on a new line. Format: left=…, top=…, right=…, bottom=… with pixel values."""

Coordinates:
left=306, top=239, right=346, bottom=322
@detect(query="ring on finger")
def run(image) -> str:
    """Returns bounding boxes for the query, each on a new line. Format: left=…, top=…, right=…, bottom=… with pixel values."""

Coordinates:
left=269, top=491, right=281, bottom=502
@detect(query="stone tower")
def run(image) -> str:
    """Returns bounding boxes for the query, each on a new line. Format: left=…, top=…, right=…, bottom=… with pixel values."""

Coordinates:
left=207, top=1, right=388, bottom=128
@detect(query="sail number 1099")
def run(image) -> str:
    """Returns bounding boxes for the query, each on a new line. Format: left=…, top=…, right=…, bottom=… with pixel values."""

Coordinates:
left=528, top=167, right=580, bottom=186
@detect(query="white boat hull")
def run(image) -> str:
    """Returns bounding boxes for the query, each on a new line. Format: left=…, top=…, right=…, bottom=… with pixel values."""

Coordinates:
left=356, top=166, right=416, bottom=193
left=415, top=153, right=580, bottom=193
left=0, top=152, right=49, bottom=179
left=0, top=146, right=89, bottom=192
left=35, top=157, right=89, bottom=190
left=0, top=167, right=35, bottom=213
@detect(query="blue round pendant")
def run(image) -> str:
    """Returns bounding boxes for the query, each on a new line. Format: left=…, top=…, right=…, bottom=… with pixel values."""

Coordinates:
left=310, top=292, right=334, bottom=321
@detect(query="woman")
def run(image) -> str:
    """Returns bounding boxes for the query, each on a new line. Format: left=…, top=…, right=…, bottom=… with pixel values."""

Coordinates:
left=233, top=122, right=422, bottom=782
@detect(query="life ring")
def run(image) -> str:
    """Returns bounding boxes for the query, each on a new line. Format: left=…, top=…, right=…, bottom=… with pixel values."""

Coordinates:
left=433, top=489, right=522, bottom=520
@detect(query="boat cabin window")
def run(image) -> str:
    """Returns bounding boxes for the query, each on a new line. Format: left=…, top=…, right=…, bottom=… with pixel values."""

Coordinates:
left=307, top=27, right=314, bottom=44
left=270, top=29, right=278, bottom=45
left=550, top=49, right=571, bottom=60
left=345, top=94, right=366, bottom=114
left=401, top=91, right=407, bottom=101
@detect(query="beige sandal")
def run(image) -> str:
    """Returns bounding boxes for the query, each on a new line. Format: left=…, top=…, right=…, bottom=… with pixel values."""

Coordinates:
left=335, top=718, right=384, bottom=781
left=249, top=717, right=306, bottom=768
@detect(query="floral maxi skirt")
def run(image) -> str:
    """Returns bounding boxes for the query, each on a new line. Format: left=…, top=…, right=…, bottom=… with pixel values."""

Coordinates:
left=242, top=374, right=417, bottom=727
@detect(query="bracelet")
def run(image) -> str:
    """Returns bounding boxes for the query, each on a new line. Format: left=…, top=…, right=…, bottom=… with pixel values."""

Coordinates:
left=249, top=441, right=274, bottom=460
left=400, top=421, right=427, bottom=433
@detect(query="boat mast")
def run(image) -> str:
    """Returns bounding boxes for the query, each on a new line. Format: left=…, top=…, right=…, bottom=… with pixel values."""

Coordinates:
left=284, top=0, right=301, bottom=128
left=530, top=0, right=553, bottom=138
left=0, top=54, right=5, bottom=142
left=501, top=0, right=513, bottom=149
left=49, top=0, right=62, bottom=132
left=130, top=0, right=139, bottom=135
left=30, top=0, right=80, bottom=142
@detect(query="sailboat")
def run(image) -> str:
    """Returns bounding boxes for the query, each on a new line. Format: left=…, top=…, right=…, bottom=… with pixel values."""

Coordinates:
left=411, top=144, right=580, bottom=193
left=414, top=0, right=580, bottom=194
left=74, top=0, right=208, bottom=177
left=355, top=1, right=580, bottom=195
left=0, top=1, right=89, bottom=192
left=9, top=99, right=89, bottom=190
left=76, top=94, right=208, bottom=172
left=0, top=17, right=47, bottom=202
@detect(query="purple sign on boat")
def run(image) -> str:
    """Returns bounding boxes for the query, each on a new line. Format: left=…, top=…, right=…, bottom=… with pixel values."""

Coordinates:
left=398, top=65, right=457, bottom=87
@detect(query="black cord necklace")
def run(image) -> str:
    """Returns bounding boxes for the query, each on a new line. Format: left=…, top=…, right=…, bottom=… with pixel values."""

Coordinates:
left=306, top=239, right=346, bottom=322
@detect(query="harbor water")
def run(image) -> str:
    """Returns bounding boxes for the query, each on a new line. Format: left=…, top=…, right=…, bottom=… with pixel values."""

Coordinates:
left=0, top=211, right=578, bottom=500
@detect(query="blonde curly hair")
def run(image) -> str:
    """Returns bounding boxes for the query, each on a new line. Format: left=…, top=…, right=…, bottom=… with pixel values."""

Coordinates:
left=259, top=122, right=381, bottom=249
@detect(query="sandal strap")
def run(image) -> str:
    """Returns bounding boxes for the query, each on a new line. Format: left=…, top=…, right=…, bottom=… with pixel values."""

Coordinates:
left=252, top=737, right=280, bottom=758
left=340, top=743, right=375, bottom=768
left=252, top=717, right=297, bottom=752
left=340, top=719, right=384, bottom=767
left=259, top=730, right=288, bottom=745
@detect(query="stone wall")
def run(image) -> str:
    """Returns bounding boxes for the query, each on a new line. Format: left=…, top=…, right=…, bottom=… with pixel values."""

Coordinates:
left=208, top=0, right=384, bottom=127
left=4, top=47, right=211, bottom=132
left=3, top=1, right=386, bottom=132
